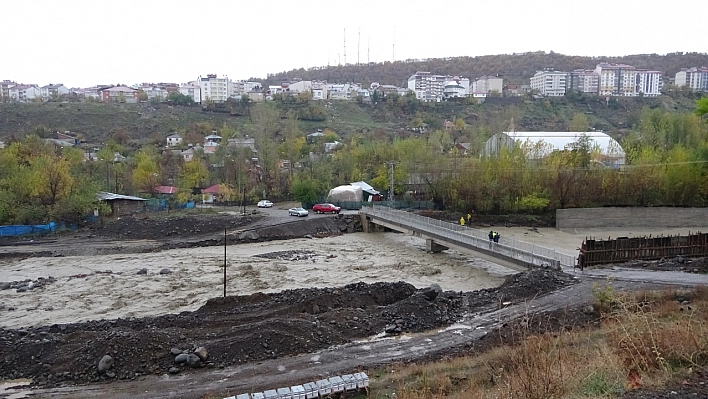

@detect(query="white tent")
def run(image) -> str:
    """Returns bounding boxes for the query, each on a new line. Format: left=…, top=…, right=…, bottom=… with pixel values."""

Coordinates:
left=326, top=185, right=363, bottom=202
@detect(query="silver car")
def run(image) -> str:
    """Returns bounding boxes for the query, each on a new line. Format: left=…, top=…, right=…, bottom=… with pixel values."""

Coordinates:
left=288, top=207, right=309, bottom=217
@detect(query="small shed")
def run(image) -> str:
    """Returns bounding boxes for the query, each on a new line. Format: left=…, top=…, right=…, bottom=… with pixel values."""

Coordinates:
left=350, top=181, right=383, bottom=202
left=97, top=192, right=146, bottom=217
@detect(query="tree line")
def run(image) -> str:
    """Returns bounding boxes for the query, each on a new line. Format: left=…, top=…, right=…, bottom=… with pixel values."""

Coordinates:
left=0, top=99, right=707, bottom=225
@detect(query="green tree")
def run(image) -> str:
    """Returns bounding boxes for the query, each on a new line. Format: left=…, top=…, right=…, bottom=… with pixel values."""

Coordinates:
left=696, top=97, right=708, bottom=120
left=132, top=151, right=160, bottom=194
left=569, top=112, right=590, bottom=132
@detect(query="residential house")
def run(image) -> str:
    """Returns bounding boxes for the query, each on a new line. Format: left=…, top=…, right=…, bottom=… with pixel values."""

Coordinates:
left=8, top=84, right=41, bottom=102
left=199, top=74, right=229, bottom=102
left=203, top=141, right=219, bottom=154
left=155, top=186, right=178, bottom=195
left=324, top=141, right=342, bottom=152
left=471, top=75, right=503, bottom=96
left=530, top=70, right=567, bottom=96
left=180, top=145, right=202, bottom=161
left=454, top=142, right=471, bottom=155
left=45, top=131, right=78, bottom=147
left=675, top=67, right=708, bottom=92
left=166, top=133, right=182, bottom=147
left=100, top=86, right=139, bottom=103
left=204, top=133, right=221, bottom=143
left=179, top=84, right=201, bottom=103
left=40, top=84, right=69, bottom=101
left=306, top=130, right=325, bottom=144
left=284, top=80, right=312, bottom=93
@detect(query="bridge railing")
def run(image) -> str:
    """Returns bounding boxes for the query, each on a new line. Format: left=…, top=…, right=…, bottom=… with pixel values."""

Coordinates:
left=361, top=205, right=577, bottom=268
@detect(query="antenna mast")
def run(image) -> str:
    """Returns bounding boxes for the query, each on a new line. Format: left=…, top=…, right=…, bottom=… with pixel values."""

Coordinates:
left=368, top=35, right=370, bottom=64
left=343, top=28, right=347, bottom=66
left=392, top=29, right=395, bottom=62
left=357, top=28, right=360, bottom=65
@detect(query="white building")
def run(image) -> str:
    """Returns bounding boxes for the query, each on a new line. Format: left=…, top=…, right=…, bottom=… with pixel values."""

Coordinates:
left=471, top=75, right=503, bottom=96
left=312, top=81, right=328, bottom=100
left=8, top=84, right=41, bottom=102
left=408, top=72, right=469, bottom=102
left=229, top=80, right=262, bottom=97
left=484, top=131, right=626, bottom=167
left=595, top=63, right=637, bottom=97
left=199, top=74, right=229, bottom=102
left=40, top=84, right=69, bottom=101
left=636, top=70, right=663, bottom=97
left=285, top=80, right=312, bottom=93
left=443, top=81, right=467, bottom=99
left=166, top=133, right=182, bottom=147
left=0, top=80, right=16, bottom=102
left=179, top=84, right=201, bottom=103
left=530, top=70, right=567, bottom=96
left=141, top=86, right=169, bottom=102
left=675, top=67, right=708, bottom=92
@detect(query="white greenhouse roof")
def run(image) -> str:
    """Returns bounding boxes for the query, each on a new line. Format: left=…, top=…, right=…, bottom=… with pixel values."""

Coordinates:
left=501, top=131, right=625, bottom=157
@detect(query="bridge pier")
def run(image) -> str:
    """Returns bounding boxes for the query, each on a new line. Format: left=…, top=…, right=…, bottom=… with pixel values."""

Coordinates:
left=426, top=239, right=449, bottom=253
left=361, top=215, right=385, bottom=233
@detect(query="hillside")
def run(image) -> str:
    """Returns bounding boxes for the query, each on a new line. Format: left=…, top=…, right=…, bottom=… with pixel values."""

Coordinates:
left=0, top=91, right=703, bottom=147
left=265, top=52, right=708, bottom=87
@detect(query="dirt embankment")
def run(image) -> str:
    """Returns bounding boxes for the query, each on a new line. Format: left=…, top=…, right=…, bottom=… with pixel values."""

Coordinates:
left=0, top=269, right=576, bottom=388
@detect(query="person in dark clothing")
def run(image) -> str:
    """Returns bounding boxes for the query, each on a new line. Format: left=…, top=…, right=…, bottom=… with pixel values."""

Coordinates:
left=493, top=232, right=500, bottom=243
left=488, top=231, right=494, bottom=241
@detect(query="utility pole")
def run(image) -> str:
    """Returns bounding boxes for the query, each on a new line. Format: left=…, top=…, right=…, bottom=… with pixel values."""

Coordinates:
left=357, top=28, right=360, bottom=65
left=343, top=28, right=346, bottom=66
left=386, top=161, right=396, bottom=203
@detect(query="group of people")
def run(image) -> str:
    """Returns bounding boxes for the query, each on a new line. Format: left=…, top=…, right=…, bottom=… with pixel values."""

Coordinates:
left=488, top=231, right=500, bottom=243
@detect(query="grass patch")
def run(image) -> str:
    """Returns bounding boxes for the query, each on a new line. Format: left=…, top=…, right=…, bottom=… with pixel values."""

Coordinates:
left=365, top=286, right=708, bottom=399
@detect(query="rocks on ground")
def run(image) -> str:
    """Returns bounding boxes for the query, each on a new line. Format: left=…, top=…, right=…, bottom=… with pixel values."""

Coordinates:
left=0, top=269, right=576, bottom=388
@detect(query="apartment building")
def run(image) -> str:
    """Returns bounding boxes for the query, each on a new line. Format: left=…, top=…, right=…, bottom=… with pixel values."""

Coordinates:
left=471, top=75, right=503, bottom=96
left=530, top=70, right=567, bottom=96
left=567, top=70, right=599, bottom=94
left=408, top=72, right=470, bottom=102
left=100, top=86, right=139, bottom=103
left=40, top=84, right=70, bottom=101
left=675, top=67, right=708, bottom=92
left=595, top=63, right=638, bottom=96
left=179, top=84, right=201, bottom=103
left=229, top=80, right=261, bottom=97
left=636, top=70, right=663, bottom=97
left=0, top=80, right=16, bottom=102
left=8, top=84, right=41, bottom=102
left=199, top=74, right=229, bottom=102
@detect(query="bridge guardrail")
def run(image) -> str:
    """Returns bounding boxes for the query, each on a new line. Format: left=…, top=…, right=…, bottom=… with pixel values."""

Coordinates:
left=361, top=205, right=577, bottom=269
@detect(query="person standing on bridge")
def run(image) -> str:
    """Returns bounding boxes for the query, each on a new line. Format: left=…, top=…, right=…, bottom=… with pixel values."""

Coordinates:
left=459, top=216, right=465, bottom=226
left=493, top=232, right=500, bottom=243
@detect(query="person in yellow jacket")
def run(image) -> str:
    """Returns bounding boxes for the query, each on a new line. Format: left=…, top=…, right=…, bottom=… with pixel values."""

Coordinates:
left=459, top=217, right=465, bottom=226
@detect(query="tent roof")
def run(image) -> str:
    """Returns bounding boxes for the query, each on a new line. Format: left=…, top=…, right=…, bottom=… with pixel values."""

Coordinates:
left=501, top=131, right=625, bottom=157
left=201, top=184, right=222, bottom=194
left=350, top=181, right=380, bottom=195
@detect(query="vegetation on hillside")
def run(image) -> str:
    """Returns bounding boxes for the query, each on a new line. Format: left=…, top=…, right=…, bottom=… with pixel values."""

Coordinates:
left=1, top=94, right=707, bottom=225
left=265, top=51, right=708, bottom=87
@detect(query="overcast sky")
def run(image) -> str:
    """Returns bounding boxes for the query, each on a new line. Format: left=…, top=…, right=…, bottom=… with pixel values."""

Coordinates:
left=2, top=0, right=705, bottom=88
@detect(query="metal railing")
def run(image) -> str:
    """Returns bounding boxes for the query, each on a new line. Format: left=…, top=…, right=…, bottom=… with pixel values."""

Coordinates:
left=361, top=205, right=577, bottom=269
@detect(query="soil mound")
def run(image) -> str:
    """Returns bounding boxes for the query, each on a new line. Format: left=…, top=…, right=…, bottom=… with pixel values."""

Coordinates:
left=0, top=270, right=576, bottom=388
left=95, top=214, right=260, bottom=240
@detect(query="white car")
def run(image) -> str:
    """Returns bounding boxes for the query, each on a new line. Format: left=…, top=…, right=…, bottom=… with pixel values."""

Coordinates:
left=288, top=207, right=309, bottom=217
left=257, top=200, right=273, bottom=208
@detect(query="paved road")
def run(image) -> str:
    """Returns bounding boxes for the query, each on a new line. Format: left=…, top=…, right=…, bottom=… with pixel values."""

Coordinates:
left=30, top=269, right=708, bottom=399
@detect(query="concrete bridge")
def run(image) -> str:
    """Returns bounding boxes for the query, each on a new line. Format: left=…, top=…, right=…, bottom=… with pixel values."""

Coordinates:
left=360, top=205, right=577, bottom=270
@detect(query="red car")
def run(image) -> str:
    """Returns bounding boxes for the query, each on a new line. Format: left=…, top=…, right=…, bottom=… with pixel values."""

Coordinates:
left=312, top=203, right=341, bottom=214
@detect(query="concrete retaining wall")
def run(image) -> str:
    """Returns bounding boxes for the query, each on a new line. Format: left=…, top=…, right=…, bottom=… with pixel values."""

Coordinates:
left=556, top=207, right=708, bottom=229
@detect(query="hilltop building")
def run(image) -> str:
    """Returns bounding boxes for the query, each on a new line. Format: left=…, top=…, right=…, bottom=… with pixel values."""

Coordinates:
left=675, top=67, right=708, bottom=92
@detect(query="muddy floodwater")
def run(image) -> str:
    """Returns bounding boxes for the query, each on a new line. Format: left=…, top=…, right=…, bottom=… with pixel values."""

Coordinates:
left=0, top=232, right=513, bottom=329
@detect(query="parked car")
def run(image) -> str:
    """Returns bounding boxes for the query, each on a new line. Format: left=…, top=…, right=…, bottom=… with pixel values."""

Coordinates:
left=257, top=200, right=273, bottom=208
left=288, top=207, right=309, bottom=217
left=312, top=203, right=341, bottom=214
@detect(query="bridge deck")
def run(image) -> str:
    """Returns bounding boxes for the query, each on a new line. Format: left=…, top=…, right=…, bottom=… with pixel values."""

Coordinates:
left=361, top=205, right=577, bottom=269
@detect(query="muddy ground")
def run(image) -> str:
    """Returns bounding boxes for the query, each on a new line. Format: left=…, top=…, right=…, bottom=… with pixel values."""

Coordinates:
left=1, top=212, right=707, bottom=399
left=0, top=268, right=576, bottom=389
